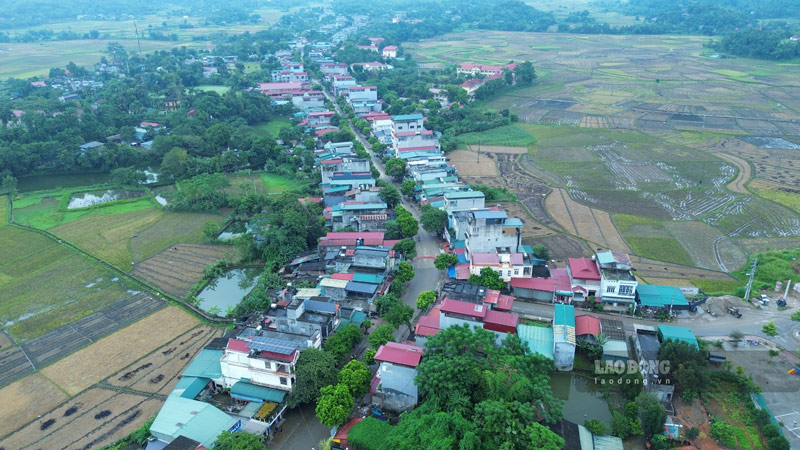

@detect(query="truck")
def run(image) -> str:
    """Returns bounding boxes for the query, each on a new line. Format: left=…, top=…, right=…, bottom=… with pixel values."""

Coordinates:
left=727, top=306, right=742, bottom=318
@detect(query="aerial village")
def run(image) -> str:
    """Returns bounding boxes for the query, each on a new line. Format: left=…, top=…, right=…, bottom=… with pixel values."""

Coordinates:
left=131, top=28, right=731, bottom=450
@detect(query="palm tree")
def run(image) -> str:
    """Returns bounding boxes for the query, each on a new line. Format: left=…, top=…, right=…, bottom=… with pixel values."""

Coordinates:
left=596, top=333, right=608, bottom=347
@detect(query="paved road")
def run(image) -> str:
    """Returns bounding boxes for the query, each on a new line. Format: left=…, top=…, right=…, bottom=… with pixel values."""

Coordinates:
left=269, top=402, right=330, bottom=450
left=511, top=301, right=800, bottom=352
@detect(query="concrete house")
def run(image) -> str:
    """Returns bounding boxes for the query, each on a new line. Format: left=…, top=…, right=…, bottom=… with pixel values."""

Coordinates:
left=382, top=45, right=398, bottom=58
left=373, top=342, right=424, bottom=412
left=438, top=298, right=518, bottom=345
left=596, top=250, right=637, bottom=308
left=511, top=267, right=573, bottom=303
left=567, top=257, right=602, bottom=301
left=443, top=190, right=485, bottom=212
left=150, top=396, right=238, bottom=448
left=307, top=111, right=335, bottom=127
left=220, top=336, right=303, bottom=394
left=449, top=209, right=522, bottom=255
left=553, top=304, right=576, bottom=371
left=319, top=157, right=371, bottom=184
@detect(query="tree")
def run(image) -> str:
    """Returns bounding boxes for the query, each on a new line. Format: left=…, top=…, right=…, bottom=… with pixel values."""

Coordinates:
left=379, top=184, right=401, bottom=208
left=395, top=207, right=419, bottom=238
left=368, top=324, right=396, bottom=348
left=768, top=436, right=791, bottom=450
left=636, top=393, right=667, bottom=438
left=396, top=261, right=415, bottom=283
left=323, top=324, right=363, bottom=365
left=514, top=61, right=537, bottom=85
left=533, top=244, right=549, bottom=260
left=434, top=253, right=458, bottom=270
left=468, top=267, right=506, bottom=290
left=289, top=348, right=338, bottom=407
left=338, top=360, right=371, bottom=398
left=401, top=179, right=416, bottom=197
left=686, top=427, right=700, bottom=440
left=316, top=384, right=354, bottom=427
left=0, top=174, right=17, bottom=195
left=392, top=238, right=416, bottom=258
left=386, top=303, right=414, bottom=330
left=420, top=206, right=448, bottom=236
left=161, top=147, right=191, bottom=180
left=584, top=419, right=607, bottom=435
left=375, top=293, right=400, bottom=316
left=417, top=290, right=437, bottom=310
left=709, top=421, right=736, bottom=447
left=364, top=349, right=377, bottom=365
left=384, top=158, right=407, bottom=180
left=611, top=411, right=631, bottom=439
left=763, top=321, right=779, bottom=336
left=202, top=221, right=220, bottom=241
left=658, top=339, right=709, bottom=401
left=213, top=431, right=265, bottom=450
left=347, top=417, right=392, bottom=450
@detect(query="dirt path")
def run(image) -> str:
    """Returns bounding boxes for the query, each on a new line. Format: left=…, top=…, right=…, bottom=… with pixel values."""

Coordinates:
left=715, top=152, right=752, bottom=194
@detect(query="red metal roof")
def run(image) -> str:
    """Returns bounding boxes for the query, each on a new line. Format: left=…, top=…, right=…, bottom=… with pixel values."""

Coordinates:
left=318, top=239, right=358, bottom=247
left=483, top=309, right=519, bottom=330
left=383, top=239, right=401, bottom=248
left=455, top=264, right=471, bottom=280
left=496, top=294, right=515, bottom=311
left=568, top=258, right=601, bottom=281
left=414, top=307, right=441, bottom=336
left=510, top=277, right=556, bottom=292
left=397, top=145, right=438, bottom=152
left=471, top=253, right=500, bottom=265
left=326, top=232, right=385, bottom=240
left=441, top=298, right=487, bottom=319
left=454, top=248, right=466, bottom=255
left=226, top=339, right=250, bottom=353
left=331, top=273, right=355, bottom=281
left=551, top=268, right=573, bottom=292
left=374, top=342, right=424, bottom=367
left=575, top=315, right=601, bottom=336
left=308, top=111, right=335, bottom=117
left=484, top=290, right=500, bottom=305
left=259, top=349, right=297, bottom=363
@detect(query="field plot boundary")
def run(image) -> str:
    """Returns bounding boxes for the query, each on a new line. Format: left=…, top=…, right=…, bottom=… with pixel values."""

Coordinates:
left=714, top=152, right=752, bottom=194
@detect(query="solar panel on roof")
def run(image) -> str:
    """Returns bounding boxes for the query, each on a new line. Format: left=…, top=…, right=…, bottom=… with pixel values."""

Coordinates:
left=247, top=337, right=299, bottom=355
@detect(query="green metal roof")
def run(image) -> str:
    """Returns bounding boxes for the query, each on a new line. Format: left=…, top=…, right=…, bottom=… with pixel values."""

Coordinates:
left=351, top=310, right=367, bottom=325
left=392, top=113, right=423, bottom=121
left=352, top=273, right=384, bottom=284
left=171, top=376, right=210, bottom=399
left=324, top=185, right=351, bottom=193
left=637, top=285, right=689, bottom=308
left=239, top=401, right=264, bottom=418
left=517, top=325, right=554, bottom=360
left=657, top=324, right=699, bottom=348
left=554, top=304, right=575, bottom=327
left=182, top=349, right=222, bottom=379
left=150, top=396, right=238, bottom=448
left=596, top=251, right=616, bottom=265
left=231, top=381, right=287, bottom=403
left=444, top=191, right=485, bottom=199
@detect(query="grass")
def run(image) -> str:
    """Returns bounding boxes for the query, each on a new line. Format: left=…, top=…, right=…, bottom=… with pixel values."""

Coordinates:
left=456, top=124, right=537, bottom=148
left=12, top=188, right=156, bottom=230
left=193, top=85, right=231, bottom=94
left=261, top=173, right=306, bottom=193
left=613, top=214, right=694, bottom=266
left=691, top=279, right=743, bottom=295
left=224, top=172, right=305, bottom=196
left=731, top=249, right=800, bottom=289
left=750, top=185, right=800, bottom=214
left=251, top=120, right=292, bottom=138
left=0, top=195, right=7, bottom=225
left=0, top=226, right=135, bottom=340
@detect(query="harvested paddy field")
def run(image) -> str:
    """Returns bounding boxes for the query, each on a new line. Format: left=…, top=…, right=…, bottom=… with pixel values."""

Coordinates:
left=0, top=373, right=69, bottom=438
left=132, top=244, right=238, bottom=298
left=42, top=306, right=199, bottom=396
left=0, top=225, right=136, bottom=340
left=631, top=256, right=736, bottom=286
left=0, top=388, right=162, bottom=450
left=447, top=150, right=497, bottom=176
left=496, top=201, right=556, bottom=240
left=107, top=325, right=223, bottom=395
left=544, top=188, right=630, bottom=252
left=410, top=32, right=800, bottom=268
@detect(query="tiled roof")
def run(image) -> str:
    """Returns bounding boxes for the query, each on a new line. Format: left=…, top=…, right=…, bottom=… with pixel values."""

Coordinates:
left=483, top=309, right=519, bottom=328
left=575, top=315, right=600, bottom=336
left=568, top=258, right=601, bottom=281
left=441, top=298, right=487, bottom=319
left=374, top=342, right=424, bottom=367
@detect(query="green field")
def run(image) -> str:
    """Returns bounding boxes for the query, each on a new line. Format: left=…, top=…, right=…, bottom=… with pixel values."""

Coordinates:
left=251, top=120, right=292, bottom=138
left=613, top=214, right=694, bottom=266
left=0, top=226, right=134, bottom=340
left=193, top=85, right=232, bottom=94
left=224, top=172, right=306, bottom=197
left=456, top=124, right=537, bottom=148
left=12, top=189, right=156, bottom=230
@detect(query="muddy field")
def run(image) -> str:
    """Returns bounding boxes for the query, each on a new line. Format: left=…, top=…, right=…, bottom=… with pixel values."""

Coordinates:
left=132, top=244, right=237, bottom=298
left=42, top=306, right=199, bottom=395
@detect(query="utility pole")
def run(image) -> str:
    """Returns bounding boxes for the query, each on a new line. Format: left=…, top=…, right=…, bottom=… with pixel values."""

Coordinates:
left=744, top=258, right=758, bottom=301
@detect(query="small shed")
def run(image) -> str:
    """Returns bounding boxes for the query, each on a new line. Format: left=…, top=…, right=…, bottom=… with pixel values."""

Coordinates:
left=636, top=285, right=690, bottom=310
left=657, top=324, right=699, bottom=349
left=517, top=324, right=554, bottom=361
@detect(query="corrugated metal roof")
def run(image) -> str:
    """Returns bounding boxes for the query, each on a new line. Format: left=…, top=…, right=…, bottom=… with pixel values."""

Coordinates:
left=444, top=191, right=485, bottom=199
left=472, top=210, right=507, bottom=220
left=182, top=349, right=222, bottom=379
left=346, top=281, right=377, bottom=294
left=231, top=381, right=288, bottom=403
left=150, top=396, right=237, bottom=448
left=657, top=324, right=698, bottom=348
left=352, top=273, right=384, bottom=284
left=171, top=376, right=209, bottom=399
left=296, top=288, right=322, bottom=298
left=321, top=277, right=349, bottom=289
left=637, top=285, right=689, bottom=308
left=517, top=324, right=554, bottom=360
left=375, top=342, right=424, bottom=367
left=554, top=304, right=576, bottom=327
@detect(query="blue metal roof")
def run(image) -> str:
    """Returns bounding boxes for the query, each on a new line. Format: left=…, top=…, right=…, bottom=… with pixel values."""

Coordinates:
left=346, top=281, right=378, bottom=294
left=305, top=299, right=337, bottom=314
left=182, top=349, right=222, bottom=379
left=472, top=210, right=507, bottom=220
left=230, top=381, right=287, bottom=403
left=392, top=113, right=423, bottom=121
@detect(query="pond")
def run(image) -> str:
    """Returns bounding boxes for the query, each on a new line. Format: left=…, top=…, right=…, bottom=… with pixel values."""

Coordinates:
left=197, top=268, right=262, bottom=316
left=549, top=372, right=612, bottom=424
left=17, top=172, right=111, bottom=193
left=67, top=189, right=145, bottom=209
left=217, top=221, right=249, bottom=241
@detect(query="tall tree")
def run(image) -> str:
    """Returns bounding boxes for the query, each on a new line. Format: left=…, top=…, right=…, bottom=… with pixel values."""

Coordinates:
left=384, top=158, right=407, bottom=181
left=379, top=184, right=401, bottom=208
left=434, top=253, right=458, bottom=270
left=213, top=431, right=265, bottom=450
left=338, top=360, right=372, bottom=398
left=316, top=384, right=354, bottom=427
left=420, top=206, right=448, bottom=236
left=289, top=348, right=338, bottom=407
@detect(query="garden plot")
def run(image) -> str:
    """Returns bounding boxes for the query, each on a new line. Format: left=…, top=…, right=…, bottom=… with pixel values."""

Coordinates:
left=132, top=244, right=237, bottom=298
left=710, top=197, right=800, bottom=238
left=587, top=143, right=673, bottom=189
left=42, top=306, right=199, bottom=395
left=630, top=255, right=736, bottom=285
left=738, top=119, right=782, bottom=135
left=494, top=201, right=555, bottom=240
left=644, top=190, right=735, bottom=221
left=713, top=152, right=751, bottom=194
left=465, top=145, right=527, bottom=154
left=129, top=212, right=227, bottom=263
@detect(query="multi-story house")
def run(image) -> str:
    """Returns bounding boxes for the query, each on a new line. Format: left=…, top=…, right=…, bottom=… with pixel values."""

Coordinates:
left=307, top=111, right=335, bottom=127
left=443, top=190, right=485, bottom=212
left=596, top=250, right=637, bottom=308
left=372, top=342, right=423, bottom=412
left=390, top=114, right=439, bottom=156
left=567, top=257, right=602, bottom=301
left=448, top=209, right=522, bottom=254
left=320, top=62, right=348, bottom=76
left=456, top=63, right=517, bottom=77
left=319, top=157, right=371, bottom=184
